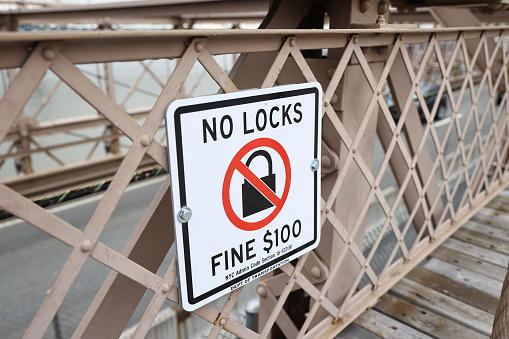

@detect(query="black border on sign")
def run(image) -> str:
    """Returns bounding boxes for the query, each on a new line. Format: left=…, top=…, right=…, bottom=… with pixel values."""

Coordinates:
left=173, top=86, right=320, bottom=307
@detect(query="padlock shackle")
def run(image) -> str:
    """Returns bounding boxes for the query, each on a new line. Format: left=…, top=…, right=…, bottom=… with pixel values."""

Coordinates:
left=245, top=149, right=273, bottom=175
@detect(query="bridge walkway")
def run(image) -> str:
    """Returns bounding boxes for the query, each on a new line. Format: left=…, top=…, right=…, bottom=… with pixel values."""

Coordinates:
left=339, top=190, right=509, bottom=338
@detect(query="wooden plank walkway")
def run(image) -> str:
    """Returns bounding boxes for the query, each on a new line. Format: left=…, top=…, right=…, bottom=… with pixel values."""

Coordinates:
left=338, top=190, right=509, bottom=339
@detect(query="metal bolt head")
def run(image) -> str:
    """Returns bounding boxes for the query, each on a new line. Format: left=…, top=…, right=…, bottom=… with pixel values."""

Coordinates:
left=161, top=283, right=170, bottom=293
left=310, top=158, right=320, bottom=172
left=359, top=0, right=371, bottom=13
left=321, top=155, right=332, bottom=168
left=177, top=206, right=192, bottom=223
left=140, top=134, right=151, bottom=147
left=80, top=239, right=92, bottom=252
left=310, top=266, right=322, bottom=279
left=378, top=1, right=389, bottom=15
left=256, top=286, right=267, bottom=298
left=42, top=47, right=56, bottom=61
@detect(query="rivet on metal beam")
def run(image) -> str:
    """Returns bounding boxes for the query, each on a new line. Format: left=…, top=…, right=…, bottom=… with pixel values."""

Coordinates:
left=378, top=1, right=389, bottom=15
left=351, top=147, right=357, bottom=153
left=294, top=272, right=300, bottom=279
left=80, top=240, right=92, bottom=252
left=161, top=283, right=170, bottom=293
left=195, top=42, right=203, bottom=53
left=321, top=155, right=332, bottom=169
left=140, top=134, right=151, bottom=147
left=256, top=286, right=267, bottom=298
left=352, top=36, right=358, bottom=44
left=310, top=266, right=322, bottom=279
left=42, top=48, right=56, bottom=61
left=219, top=318, right=226, bottom=326
left=359, top=0, right=370, bottom=13
left=289, top=39, right=296, bottom=47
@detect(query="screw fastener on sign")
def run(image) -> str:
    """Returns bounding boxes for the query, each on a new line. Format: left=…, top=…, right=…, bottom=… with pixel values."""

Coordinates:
left=178, top=206, right=192, bottom=223
left=310, top=158, right=320, bottom=172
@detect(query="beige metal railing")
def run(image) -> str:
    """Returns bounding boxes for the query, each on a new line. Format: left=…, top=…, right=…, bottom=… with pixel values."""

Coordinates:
left=0, top=26, right=508, bottom=338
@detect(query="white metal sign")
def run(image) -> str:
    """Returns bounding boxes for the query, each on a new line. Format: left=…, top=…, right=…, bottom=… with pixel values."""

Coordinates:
left=166, top=83, right=322, bottom=311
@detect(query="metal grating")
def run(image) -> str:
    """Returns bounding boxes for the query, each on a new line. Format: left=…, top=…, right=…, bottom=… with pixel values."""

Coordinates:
left=0, top=26, right=508, bottom=338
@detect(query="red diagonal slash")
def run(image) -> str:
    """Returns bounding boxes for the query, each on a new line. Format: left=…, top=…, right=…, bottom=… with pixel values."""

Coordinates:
left=235, top=160, right=282, bottom=208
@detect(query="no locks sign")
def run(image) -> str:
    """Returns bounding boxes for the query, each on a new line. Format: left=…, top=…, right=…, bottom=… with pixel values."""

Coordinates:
left=165, top=83, right=322, bottom=311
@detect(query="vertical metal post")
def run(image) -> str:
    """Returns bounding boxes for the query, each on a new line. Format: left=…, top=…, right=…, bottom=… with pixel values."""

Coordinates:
left=314, top=0, right=387, bottom=315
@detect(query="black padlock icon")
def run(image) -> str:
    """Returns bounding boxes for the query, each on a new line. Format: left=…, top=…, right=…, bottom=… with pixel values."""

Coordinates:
left=242, top=150, right=276, bottom=218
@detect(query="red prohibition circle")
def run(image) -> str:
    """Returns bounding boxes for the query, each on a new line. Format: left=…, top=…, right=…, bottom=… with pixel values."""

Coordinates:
left=222, top=138, right=291, bottom=231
